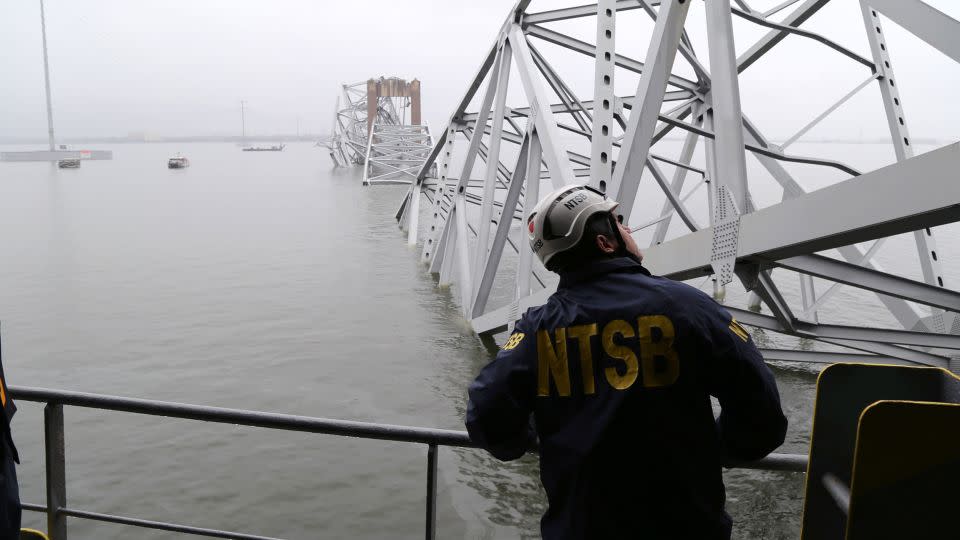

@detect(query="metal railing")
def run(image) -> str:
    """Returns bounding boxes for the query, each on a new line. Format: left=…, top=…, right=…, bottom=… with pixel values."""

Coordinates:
left=10, top=386, right=808, bottom=540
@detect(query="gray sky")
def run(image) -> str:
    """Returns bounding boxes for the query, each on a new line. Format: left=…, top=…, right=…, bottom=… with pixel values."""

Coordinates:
left=2, top=0, right=958, bottom=140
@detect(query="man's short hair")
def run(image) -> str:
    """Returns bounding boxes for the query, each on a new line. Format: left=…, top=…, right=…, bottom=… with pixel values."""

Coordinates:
left=545, top=212, right=619, bottom=272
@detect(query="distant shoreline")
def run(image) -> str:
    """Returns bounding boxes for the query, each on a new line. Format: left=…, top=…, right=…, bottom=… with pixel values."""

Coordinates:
left=0, top=134, right=951, bottom=146
left=0, top=135, right=330, bottom=145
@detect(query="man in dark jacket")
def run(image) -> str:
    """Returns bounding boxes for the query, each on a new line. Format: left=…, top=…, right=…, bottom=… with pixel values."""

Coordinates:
left=0, top=332, right=20, bottom=538
left=466, top=184, right=787, bottom=539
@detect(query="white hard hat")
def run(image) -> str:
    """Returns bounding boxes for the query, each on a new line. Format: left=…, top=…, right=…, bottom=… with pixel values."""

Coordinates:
left=527, top=184, right=619, bottom=268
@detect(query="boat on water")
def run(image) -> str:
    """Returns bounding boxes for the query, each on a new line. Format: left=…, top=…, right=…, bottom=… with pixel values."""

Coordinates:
left=58, top=158, right=80, bottom=169
left=167, top=155, right=190, bottom=169
left=242, top=144, right=285, bottom=152
left=236, top=100, right=285, bottom=152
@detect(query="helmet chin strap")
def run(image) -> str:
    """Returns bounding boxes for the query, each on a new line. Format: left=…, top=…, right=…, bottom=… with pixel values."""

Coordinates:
left=607, top=213, right=644, bottom=265
left=607, top=213, right=627, bottom=255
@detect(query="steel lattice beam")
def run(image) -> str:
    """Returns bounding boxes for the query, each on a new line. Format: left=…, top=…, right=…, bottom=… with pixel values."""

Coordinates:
left=389, top=0, right=960, bottom=369
left=644, top=143, right=960, bottom=279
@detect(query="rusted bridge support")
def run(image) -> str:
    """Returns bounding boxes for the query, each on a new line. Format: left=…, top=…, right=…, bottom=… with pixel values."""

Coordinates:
left=367, top=77, right=422, bottom=133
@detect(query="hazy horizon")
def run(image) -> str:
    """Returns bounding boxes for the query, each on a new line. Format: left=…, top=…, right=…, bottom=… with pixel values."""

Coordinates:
left=2, top=0, right=958, bottom=142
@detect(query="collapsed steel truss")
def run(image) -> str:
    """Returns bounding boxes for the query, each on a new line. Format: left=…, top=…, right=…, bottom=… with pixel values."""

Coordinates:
left=326, top=78, right=436, bottom=184
left=362, top=124, right=436, bottom=185
left=324, top=81, right=403, bottom=167
left=396, top=0, right=960, bottom=368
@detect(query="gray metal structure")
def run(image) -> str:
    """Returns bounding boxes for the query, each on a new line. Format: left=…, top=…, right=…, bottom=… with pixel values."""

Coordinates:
left=395, top=0, right=960, bottom=368
left=326, top=79, right=437, bottom=185
left=11, top=385, right=803, bottom=539
left=362, top=124, right=436, bottom=185
left=324, top=81, right=403, bottom=167
left=40, top=0, right=56, bottom=153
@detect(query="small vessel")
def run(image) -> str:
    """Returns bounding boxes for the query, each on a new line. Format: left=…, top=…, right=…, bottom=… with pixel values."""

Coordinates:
left=58, top=159, right=80, bottom=169
left=242, top=144, right=285, bottom=152
left=167, top=155, right=190, bottom=169
left=236, top=101, right=285, bottom=151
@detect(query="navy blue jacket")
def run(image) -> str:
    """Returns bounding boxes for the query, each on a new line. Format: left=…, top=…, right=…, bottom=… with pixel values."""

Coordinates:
left=0, top=331, right=19, bottom=538
left=466, top=257, right=787, bottom=539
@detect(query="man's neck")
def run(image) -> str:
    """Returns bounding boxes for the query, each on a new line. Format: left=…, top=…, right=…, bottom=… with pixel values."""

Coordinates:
left=557, top=256, right=650, bottom=289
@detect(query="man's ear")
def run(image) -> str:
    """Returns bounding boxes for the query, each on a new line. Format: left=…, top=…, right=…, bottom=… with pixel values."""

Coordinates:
left=595, top=234, right=618, bottom=254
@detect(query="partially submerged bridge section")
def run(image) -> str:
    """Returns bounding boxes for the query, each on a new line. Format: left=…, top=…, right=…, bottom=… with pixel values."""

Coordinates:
left=325, top=77, right=435, bottom=185
left=395, top=0, right=960, bottom=369
left=324, top=80, right=397, bottom=167
left=362, top=124, right=435, bottom=185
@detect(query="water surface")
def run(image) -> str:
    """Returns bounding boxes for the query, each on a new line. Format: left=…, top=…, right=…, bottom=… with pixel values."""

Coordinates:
left=0, top=140, right=952, bottom=538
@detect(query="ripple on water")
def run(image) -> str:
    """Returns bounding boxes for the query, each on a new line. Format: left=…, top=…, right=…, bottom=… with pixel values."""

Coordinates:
left=3, top=142, right=941, bottom=538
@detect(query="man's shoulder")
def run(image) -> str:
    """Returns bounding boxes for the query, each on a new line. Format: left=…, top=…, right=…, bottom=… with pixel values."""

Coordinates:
left=514, top=276, right=722, bottom=329
left=514, top=293, right=573, bottom=333
left=654, top=276, right=714, bottom=301
left=653, top=277, right=728, bottom=317
left=609, top=273, right=727, bottom=325
left=516, top=303, right=549, bottom=332
left=606, top=270, right=716, bottom=306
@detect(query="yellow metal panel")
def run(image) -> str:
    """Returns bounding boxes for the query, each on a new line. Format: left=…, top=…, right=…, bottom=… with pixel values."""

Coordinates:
left=800, top=363, right=960, bottom=540
left=846, top=400, right=960, bottom=539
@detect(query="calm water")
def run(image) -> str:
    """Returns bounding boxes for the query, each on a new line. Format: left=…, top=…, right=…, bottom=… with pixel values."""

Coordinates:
left=0, top=140, right=951, bottom=538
